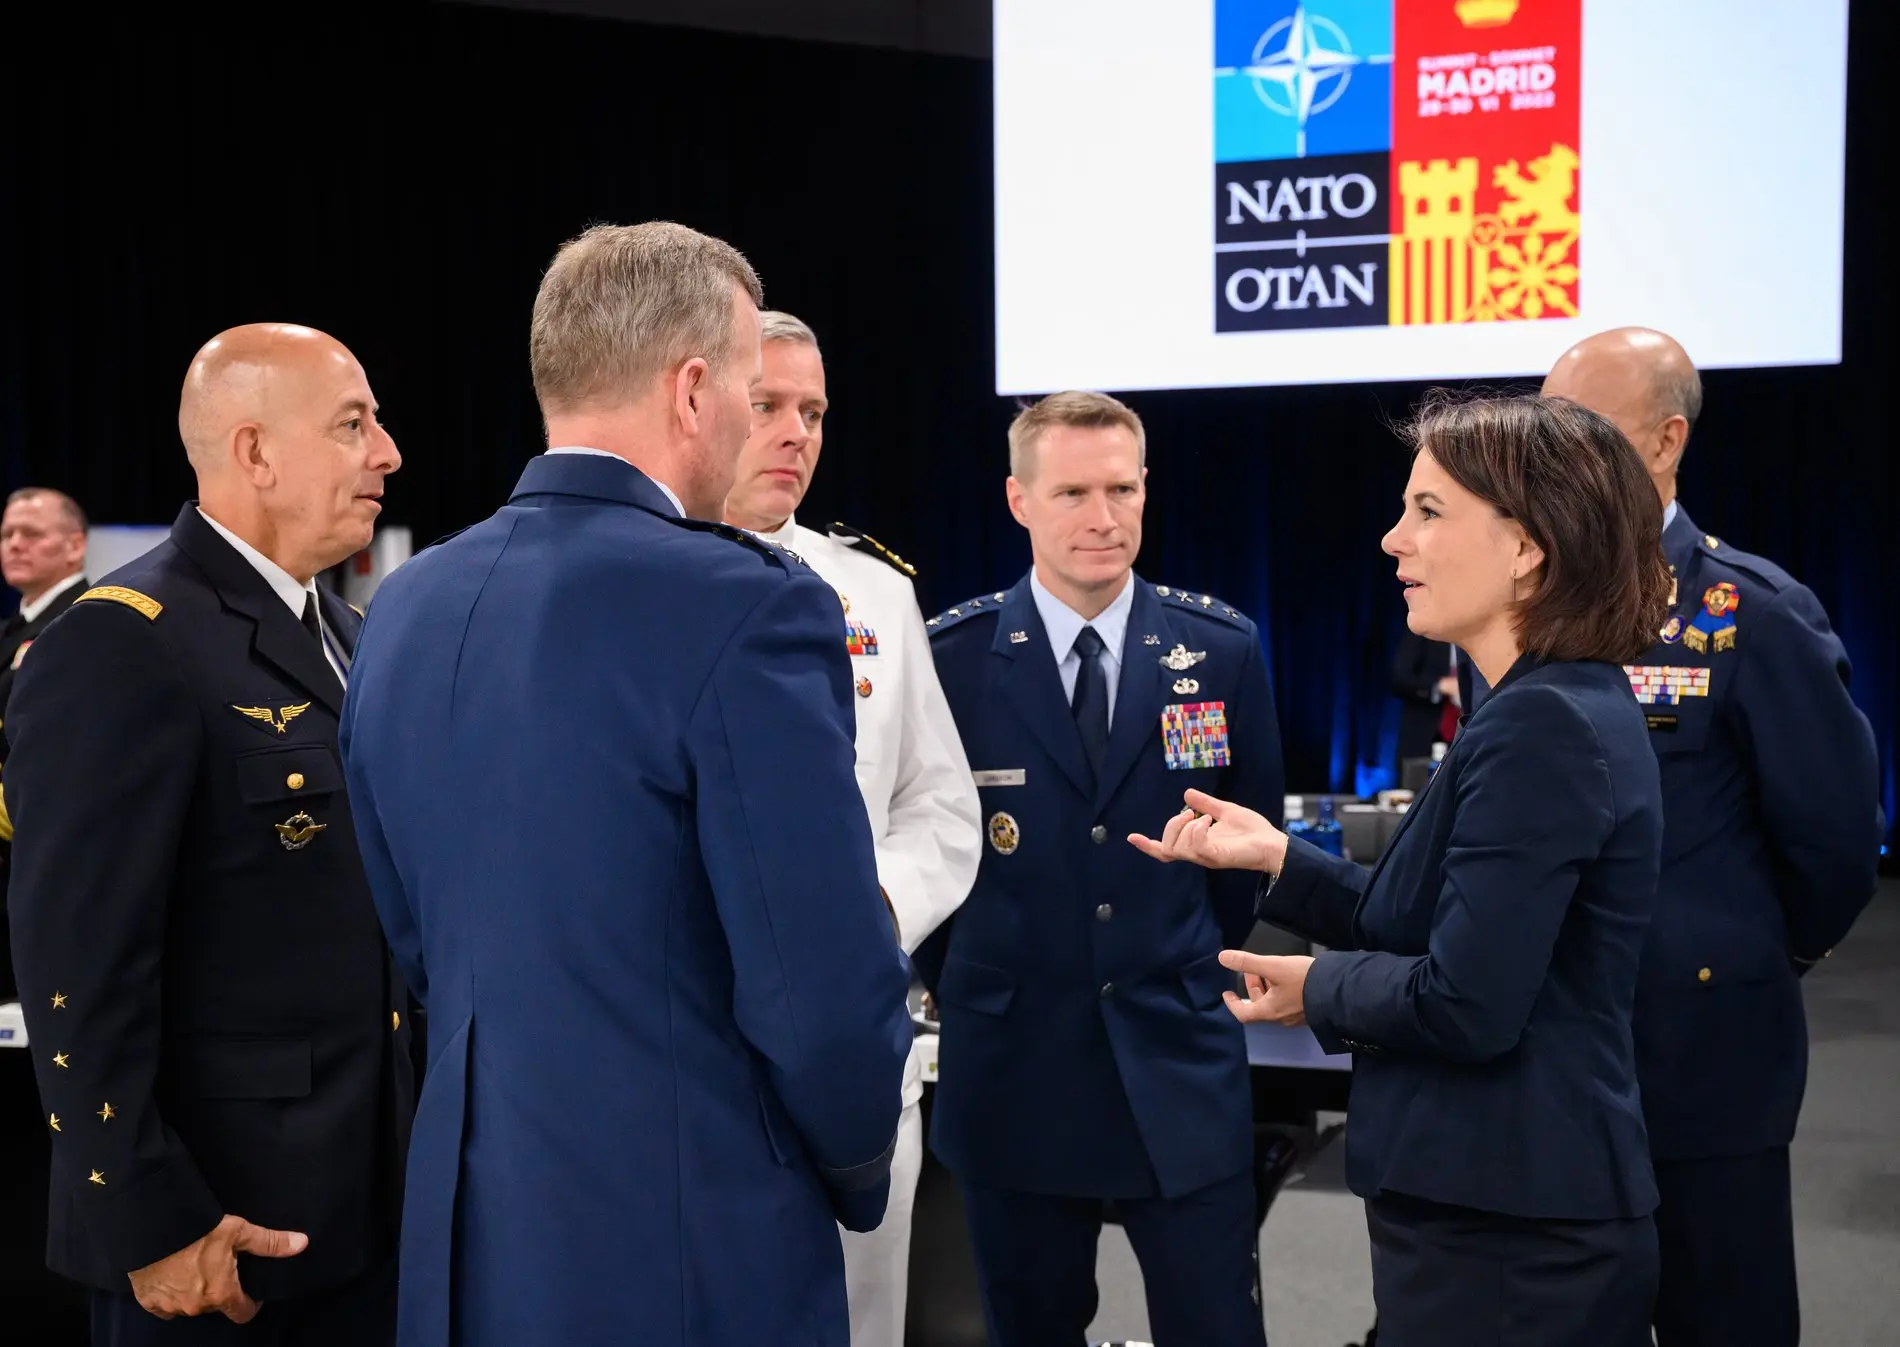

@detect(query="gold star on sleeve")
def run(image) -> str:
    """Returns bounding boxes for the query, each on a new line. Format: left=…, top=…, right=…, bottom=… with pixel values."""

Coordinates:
left=88, top=1170, right=105, bottom=1186
left=48, top=1114, right=60, bottom=1132
left=98, top=1102, right=116, bottom=1122
left=52, top=1052, right=70, bottom=1069
left=51, top=992, right=67, bottom=1009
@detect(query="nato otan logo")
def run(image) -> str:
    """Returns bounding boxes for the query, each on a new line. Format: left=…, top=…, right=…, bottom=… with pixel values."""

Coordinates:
left=1213, top=1, right=1394, bottom=333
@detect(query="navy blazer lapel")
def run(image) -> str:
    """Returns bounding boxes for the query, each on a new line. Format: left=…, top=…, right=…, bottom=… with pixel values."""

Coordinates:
left=170, top=505, right=345, bottom=717
left=508, top=452, right=681, bottom=518
left=1094, top=578, right=1171, bottom=808
left=989, top=578, right=1094, bottom=799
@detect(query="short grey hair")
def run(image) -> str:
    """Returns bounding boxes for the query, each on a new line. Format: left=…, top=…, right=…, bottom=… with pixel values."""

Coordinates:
left=759, top=310, right=819, bottom=353
left=530, top=221, right=764, bottom=414
left=1007, top=390, right=1147, bottom=479
left=4, top=487, right=87, bottom=533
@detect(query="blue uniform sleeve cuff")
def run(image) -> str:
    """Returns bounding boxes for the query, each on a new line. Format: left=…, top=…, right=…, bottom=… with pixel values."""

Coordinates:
left=817, top=1125, right=898, bottom=1193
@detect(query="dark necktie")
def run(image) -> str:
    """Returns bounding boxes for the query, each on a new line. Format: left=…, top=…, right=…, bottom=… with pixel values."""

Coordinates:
left=1071, top=625, right=1110, bottom=783
left=300, top=592, right=326, bottom=650
left=301, top=592, right=344, bottom=686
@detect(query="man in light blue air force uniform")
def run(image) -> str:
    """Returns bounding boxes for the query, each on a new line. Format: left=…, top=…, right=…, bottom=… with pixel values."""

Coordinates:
left=339, top=223, right=911, bottom=1347
left=915, top=391, right=1286, bottom=1347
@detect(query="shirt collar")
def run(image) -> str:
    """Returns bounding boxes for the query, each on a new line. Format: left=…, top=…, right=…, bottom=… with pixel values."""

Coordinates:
left=1662, top=498, right=1679, bottom=531
left=752, top=512, right=798, bottom=547
left=545, top=446, right=685, bottom=516
left=196, top=508, right=317, bottom=620
left=1030, top=568, right=1134, bottom=664
left=18, top=570, right=88, bottom=624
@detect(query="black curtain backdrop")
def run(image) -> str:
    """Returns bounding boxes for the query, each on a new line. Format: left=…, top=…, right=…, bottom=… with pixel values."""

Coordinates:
left=2, top=1, right=1892, bottom=839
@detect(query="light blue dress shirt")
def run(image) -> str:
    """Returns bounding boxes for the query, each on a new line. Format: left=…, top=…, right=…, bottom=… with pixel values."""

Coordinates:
left=1663, top=498, right=1679, bottom=531
left=1029, top=569, right=1134, bottom=729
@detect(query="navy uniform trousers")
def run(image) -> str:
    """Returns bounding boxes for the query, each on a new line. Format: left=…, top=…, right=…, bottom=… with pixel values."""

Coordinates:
left=962, top=1175, right=1265, bottom=1346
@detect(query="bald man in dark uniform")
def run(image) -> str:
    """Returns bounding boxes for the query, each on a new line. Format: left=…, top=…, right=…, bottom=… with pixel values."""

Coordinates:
left=1543, top=328, right=1883, bottom=1347
left=5, top=324, right=412, bottom=1345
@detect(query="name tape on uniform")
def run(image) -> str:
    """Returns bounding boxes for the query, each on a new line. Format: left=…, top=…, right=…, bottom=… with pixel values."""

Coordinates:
left=973, top=769, right=1027, bottom=787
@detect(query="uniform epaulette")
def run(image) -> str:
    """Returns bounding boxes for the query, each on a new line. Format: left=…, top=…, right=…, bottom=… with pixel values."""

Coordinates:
left=926, top=592, right=1010, bottom=633
left=665, top=515, right=807, bottom=569
left=1152, top=584, right=1252, bottom=629
left=827, top=522, right=918, bottom=578
left=1691, top=532, right=1798, bottom=594
left=74, top=586, right=162, bottom=621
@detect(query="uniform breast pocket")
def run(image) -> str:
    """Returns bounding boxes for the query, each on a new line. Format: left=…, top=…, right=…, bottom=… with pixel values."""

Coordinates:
left=234, top=744, right=343, bottom=806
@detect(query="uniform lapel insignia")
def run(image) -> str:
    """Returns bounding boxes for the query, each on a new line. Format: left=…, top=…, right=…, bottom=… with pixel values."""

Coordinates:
left=1159, top=644, right=1206, bottom=671
left=275, top=811, right=326, bottom=851
left=1009, top=631, right=1029, bottom=644
left=1143, top=634, right=1161, bottom=645
left=231, top=702, right=313, bottom=736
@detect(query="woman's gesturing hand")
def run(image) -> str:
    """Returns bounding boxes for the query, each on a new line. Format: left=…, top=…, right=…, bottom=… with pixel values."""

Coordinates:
left=1127, top=788, right=1289, bottom=875
left=1216, top=951, right=1313, bottom=1027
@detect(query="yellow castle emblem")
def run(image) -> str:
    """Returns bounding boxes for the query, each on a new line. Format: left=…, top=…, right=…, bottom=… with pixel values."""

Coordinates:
left=1389, top=142, right=1579, bottom=326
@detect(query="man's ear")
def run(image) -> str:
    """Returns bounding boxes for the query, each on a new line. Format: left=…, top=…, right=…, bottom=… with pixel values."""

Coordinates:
left=1005, top=475, right=1031, bottom=529
left=673, top=358, right=710, bottom=436
left=232, top=424, right=273, bottom=488
left=1654, top=415, right=1690, bottom=477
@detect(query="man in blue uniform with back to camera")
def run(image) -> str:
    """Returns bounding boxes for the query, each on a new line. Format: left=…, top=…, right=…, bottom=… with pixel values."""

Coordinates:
left=339, top=222, right=912, bottom=1347
left=916, top=391, right=1285, bottom=1347
left=1543, top=328, right=1884, bottom=1347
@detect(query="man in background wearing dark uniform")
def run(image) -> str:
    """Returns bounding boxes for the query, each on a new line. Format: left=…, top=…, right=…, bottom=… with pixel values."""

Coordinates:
left=1543, top=327, right=1884, bottom=1347
left=4, top=323, right=412, bottom=1345
left=0, top=488, right=91, bottom=1347
left=917, top=391, right=1284, bottom=1347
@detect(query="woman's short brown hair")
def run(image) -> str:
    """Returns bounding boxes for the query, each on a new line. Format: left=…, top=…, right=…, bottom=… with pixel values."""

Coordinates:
left=1408, top=391, right=1670, bottom=665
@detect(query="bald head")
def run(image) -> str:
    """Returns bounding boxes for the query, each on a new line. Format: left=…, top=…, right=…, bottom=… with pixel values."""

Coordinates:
left=178, top=323, right=401, bottom=582
left=180, top=324, right=358, bottom=469
left=1542, top=328, right=1701, bottom=508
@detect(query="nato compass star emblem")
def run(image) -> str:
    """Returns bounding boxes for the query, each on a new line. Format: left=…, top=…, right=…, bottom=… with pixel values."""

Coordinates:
left=1225, top=4, right=1393, bottom=156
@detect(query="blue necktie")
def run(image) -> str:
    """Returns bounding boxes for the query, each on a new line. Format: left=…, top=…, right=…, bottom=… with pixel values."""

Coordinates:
left=1071, top=625, right=1109, bottom=783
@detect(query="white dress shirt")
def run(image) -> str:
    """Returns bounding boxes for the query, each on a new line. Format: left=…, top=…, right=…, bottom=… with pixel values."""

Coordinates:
left=17, top=570, right=87, bottom=625
left=196, top=509, right=346, bottom=685
left=1030, top=568, right=1134, bottom=729
left=546, top=446, right=685, bottom=516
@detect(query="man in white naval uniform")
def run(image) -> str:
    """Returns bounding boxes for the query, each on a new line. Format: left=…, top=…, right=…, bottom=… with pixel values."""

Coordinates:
left=723, top=310, right=981, bottom=1346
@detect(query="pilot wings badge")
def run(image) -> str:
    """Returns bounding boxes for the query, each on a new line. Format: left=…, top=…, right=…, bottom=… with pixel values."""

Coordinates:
left=231, top=702, right=313, bottom=736
left=1159, top=644, right=1207, bottom=672
left=275, top=812, right=326, bottom=851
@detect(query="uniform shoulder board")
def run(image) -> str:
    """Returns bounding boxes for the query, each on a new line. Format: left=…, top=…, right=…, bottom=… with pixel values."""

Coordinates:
left=75, top=585, right=163, bottom=621
left=1692, top=532, right=1797, bottom=595
left=827, top=522, right=918, bottom=579
left=664, top=516, right=806, bottom=569
left=1153, top=584, right=1252, bottom=630
left=926, top=592, right=1009, bottom=634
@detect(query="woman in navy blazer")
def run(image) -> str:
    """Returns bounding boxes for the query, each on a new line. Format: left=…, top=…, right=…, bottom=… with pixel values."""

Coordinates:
left=1134, top=393, right=1673, bottom=1346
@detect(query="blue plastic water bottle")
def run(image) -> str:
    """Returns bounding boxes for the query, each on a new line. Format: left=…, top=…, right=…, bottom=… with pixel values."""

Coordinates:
left=1308, top=796, right=1346, bottom=858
